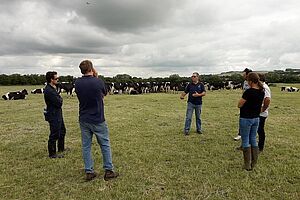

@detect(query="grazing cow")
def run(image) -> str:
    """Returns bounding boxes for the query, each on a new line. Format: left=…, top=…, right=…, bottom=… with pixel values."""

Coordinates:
left=281, top=86, right=299, bottom=92
left=2, top=89, right=28, bottom=100
left=140, top=82, right=151, bottom=94
left=111, top=82, right=129, bottom=94
left=31, top=88, right=44, bottom=94
left=151, top=82, right=159, bottom=93
left=57, top=82, right=75, bottom=96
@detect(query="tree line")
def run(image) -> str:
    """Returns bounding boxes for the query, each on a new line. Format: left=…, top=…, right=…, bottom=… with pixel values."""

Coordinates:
left=0, top=71, right=299, bottom=86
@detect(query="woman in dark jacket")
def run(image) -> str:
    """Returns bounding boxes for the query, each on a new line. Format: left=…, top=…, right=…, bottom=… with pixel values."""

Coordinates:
left=238, top=72, right=265, bottom=170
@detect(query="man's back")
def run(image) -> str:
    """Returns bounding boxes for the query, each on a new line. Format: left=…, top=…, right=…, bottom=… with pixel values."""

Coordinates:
left=75, top=75, right=107, bottom=124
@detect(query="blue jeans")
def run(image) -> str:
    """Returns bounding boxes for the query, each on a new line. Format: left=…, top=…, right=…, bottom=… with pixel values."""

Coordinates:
left=79, top=121, right=113, bottom=173
left=184, top=102, right=202, bottom=133
left=239, top=117, right=259, bottom=148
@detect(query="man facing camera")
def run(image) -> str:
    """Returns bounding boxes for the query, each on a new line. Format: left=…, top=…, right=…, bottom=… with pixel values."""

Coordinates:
left=180, top=72, right=206, bottom=135
left=44, top=71, right=67, bottom=158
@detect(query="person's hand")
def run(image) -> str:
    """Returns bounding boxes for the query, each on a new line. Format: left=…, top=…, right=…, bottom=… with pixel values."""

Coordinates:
left=192, top=92, right=199, bottom=97
left=92, top=68, right=98, bottom=77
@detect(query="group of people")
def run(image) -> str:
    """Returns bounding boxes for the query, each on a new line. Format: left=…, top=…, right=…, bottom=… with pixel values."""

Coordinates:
left=181, top=68, right=271, bottom=171
left=43, top=62, right=271, bottom=183
left=43, top=60, right=119, bottom=181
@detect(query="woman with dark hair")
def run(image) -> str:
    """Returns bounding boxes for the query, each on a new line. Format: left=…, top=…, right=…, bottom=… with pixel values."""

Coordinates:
left=237, top=72, right=265, bottom=170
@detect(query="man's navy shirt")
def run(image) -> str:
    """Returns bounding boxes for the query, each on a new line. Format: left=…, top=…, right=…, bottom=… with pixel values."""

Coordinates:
left=184, top=82, right=206, bottom=105
left=75, top=75, right=107, bottom=124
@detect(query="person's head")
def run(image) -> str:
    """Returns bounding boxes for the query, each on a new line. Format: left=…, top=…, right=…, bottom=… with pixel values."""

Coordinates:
left=247, top=72, right=263, bottom=90
left=242, top=68, right=252, bottom=79
left=191, top=72, right=200, bottom=82
left=258, top=73, right=266, bottom=82
left=46, top=71, right=59, bottom=84
left=79, top=60, right=93, bottom=75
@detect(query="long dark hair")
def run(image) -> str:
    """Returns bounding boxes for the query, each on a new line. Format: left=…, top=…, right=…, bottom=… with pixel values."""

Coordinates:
left=247, top=72, right=264, bottom=91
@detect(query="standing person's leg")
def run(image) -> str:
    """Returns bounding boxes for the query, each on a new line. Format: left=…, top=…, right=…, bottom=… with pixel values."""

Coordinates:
left=93, top=121, right=119, bottom=181
left=257, top=116, right=266, bottom=152
left=58, top=118, right=65, bottom=152
left=184, top=102, right=194, bottom=135
left=48, top=120, right=61, bottom=158
left=234, top=120, right=242, bottom=141
left=239, top=118, right=251, bottom=170
left=195, top=104, right=202, bottom=133
left=93, top=122, right=113, bottom=170
left=250, top=118, right=259, bottom=169
left=79, top=121, right=94, bottom=174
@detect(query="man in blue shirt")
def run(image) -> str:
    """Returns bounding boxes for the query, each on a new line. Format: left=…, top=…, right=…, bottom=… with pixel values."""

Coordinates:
left=180, top=72, right=206, bottom=135
left=75, top=60, right=118, bottom=181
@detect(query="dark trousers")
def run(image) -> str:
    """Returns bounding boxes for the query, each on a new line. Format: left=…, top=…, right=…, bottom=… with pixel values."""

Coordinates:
left=257, top=116, right=267, bottom=151
left=48, top=118, right=66, bottom=156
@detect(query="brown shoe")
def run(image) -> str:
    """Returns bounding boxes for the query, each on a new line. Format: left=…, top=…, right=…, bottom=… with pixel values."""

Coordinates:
left=104, top=170, right=119, bottom=181
left=85, top=172, right=97, bottom=181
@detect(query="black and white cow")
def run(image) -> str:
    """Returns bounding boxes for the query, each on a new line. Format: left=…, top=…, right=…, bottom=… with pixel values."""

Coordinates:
left=2, top=89, right=28, bottom=100
left=281, top=86, right=299, bottom=92
left=31, top=88, right=44, bottom=94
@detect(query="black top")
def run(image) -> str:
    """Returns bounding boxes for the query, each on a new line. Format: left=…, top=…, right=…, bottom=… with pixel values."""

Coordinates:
left=75, top=75, right=107, bottom=124
left=240, top=88, right=265, bottom=118
left=184, top=82, right=206, bottom=105
left=44, top=84, right=63, bottom=121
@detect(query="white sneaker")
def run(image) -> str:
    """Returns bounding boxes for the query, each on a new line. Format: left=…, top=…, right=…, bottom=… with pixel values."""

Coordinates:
left=234, top=135, right=241, bottom=141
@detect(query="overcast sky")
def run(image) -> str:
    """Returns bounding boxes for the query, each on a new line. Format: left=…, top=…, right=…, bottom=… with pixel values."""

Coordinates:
left=1, top=0, right=300, bottom=77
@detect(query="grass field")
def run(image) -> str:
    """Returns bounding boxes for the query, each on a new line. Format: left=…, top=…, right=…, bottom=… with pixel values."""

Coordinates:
left=0, top=84, right=299, bottom=200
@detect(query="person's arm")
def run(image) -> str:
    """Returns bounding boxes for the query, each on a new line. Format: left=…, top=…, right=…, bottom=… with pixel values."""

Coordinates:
left=238, top=98, right=246, bottom=108
left=45, top=90, right=63, bottom=108
left=180, top=92, right=187, bottom=99
left=192, top=83, right=206, bottom=97
left=99, top=79, right=107, bottom=97
left=261, top=97, right=270, bottom=112
left=180, top=83, right=189, bottom=99
left=192, top=91, right=206, bottom=97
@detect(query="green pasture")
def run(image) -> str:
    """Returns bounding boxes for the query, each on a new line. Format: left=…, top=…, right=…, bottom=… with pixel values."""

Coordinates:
left=0, top=84, right=299, bottom=199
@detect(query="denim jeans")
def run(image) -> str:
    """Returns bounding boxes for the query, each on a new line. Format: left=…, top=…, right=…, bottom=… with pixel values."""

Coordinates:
left=79, top=121, right=113, bottom=173
left=184, top=102, right=202, bottom=133
left=239, top=117, right=259, bottom=148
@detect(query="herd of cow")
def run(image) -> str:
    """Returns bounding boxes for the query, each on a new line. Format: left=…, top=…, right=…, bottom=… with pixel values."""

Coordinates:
left=1, top=81, right=299, bottom=100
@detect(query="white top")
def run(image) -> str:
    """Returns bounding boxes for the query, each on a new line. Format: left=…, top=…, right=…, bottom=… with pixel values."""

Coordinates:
left=260, top=82, right=271, bottom=117
left=243, top=80, right=250, bottom=91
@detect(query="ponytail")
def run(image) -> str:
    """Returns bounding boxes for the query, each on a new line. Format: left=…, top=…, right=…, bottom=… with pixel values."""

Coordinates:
left=247, top=72, right=264, bottom=91
left=257, top=80, right=264, bottom=91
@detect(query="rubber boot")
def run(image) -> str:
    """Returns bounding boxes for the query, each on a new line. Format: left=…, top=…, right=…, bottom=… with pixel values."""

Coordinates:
left=243, top=147, right=252, bottom=171
left=251, top=146, right=259, bottom=169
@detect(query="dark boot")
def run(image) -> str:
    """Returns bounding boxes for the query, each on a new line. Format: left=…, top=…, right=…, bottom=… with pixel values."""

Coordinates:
left=243, top=147, right=252, bottom=171
left=251, top=146, right=259, bottom=169
left=48, top=141, right=56, bottom=157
